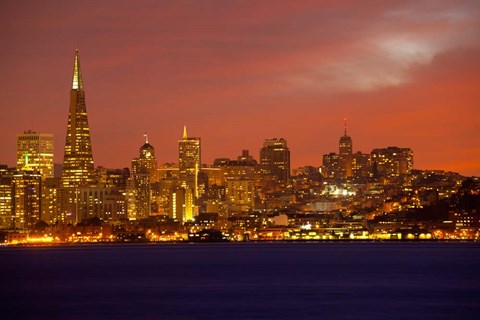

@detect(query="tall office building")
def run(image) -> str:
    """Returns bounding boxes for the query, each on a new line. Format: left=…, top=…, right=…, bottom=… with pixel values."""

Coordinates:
left=352, top=152, right=371, bottom=181
left=131, top=133, right=158, bottom=182
left=178, top=126, right=200, bottom=221
left=16, top=131, right=54, bottom=179
left=322, top=119, right=355, bottom=181
left=260, top=138, right=290, bottom=184
left=130, top=135, right=157, bottom=219
left=339, top=118, right=353, bottom=179
left=179, top=126, right=201, bottom=196
left=339, top=118, right=353, bottom=156
left=13, top=156, right=42, bottom=229
left=322, top=152, right=340, bottom=180
left=216, top=151, right=257, bottom=214
left=41, top=177, right=62, bottom=224
left=0, top=166, right=14, bottom=229
left=61, top=50, right=96, bottom=188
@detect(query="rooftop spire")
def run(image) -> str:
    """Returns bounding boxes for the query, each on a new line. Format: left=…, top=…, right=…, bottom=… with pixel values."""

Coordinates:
left=72, top=49, right=84, bottom=90
left=344, top=117, right=347, bottom=137
left=183, top=125, right=188, bottom=139
left=144, top=132, right=149, bottom=144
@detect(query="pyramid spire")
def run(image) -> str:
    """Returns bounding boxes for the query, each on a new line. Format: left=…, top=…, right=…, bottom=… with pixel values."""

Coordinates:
left=183, top=125, right=188, bottom=139
left=62, top=49, right=95, bottom=188
left=72, top=49, right=84, bottom=90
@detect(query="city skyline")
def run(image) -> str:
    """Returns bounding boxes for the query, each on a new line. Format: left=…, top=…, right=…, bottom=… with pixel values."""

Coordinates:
left=1, top=1, right=479, bottom=176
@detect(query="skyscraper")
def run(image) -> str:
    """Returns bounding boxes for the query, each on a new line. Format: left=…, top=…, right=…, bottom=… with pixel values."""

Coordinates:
left=13, top=154, right=42, bottom=229
left=0, top=166, right=14, bottom=229
left=61, top=50, right=96, bottom=188
left=178, top=126, right=201, bottom=221
left=339, top=118, right=353, bottom=179
left=131, top=133, right=158, bottom=182
left=260, top=138, right=290, bottom=185
left=339, top=118, right=353, bottom=156
left=131, top=134, right=158, bottom=219
left=179, top=126, right=201, bottom=196
left=16, top=130, right=54, bottom=179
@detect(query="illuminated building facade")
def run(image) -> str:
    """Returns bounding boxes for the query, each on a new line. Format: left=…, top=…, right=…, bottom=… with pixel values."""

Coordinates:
left=339, top=119, right=353, bottom=179
left=352, top=152, right=372, bottom=181
left=322, top=153, right=340, bottom=180
left=97, top=167, right=130, bottom=190
left=371, top=147, right=413, bottom=178
left=41, top=177, right=62, bottom=224
left=155, top=163, right=179, bottom=213
left=125, top=177, right=137, bottom=220
left=131, top=134, right=158, bottom=183
left=13, top=168, right=42, bottom=229
left=322, top=120, right=372, bottom=182
left=16, top=131, right=54, bottom=179
left=0, top=166, right=14, bottom=228
left=77, top=187, right=126, bottom=221
left=220, top=152, right=257, bottom=214
left=61, top=50, right=96, bottom=188
left=169, top=188, right=183, bottom=223
left=131, top=135, right=157, bottom=219
left=260, top=138, right=290, bottom=185
left=226, top=179, right=255, bottom=213
left=178, top=126, right=200, bottom=221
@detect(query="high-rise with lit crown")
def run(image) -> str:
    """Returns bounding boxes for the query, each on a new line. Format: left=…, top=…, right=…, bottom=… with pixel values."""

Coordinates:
left=61, top=50, right=96, bottom=188
left=339, top=118, right=352, bottom=156
left=178, top=126, right=200, bottom=222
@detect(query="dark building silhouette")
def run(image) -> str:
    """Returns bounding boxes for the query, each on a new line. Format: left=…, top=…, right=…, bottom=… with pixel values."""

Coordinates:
left=339, top=118, right=353, bottom=179
left=260, top=138, right=290, bottom=185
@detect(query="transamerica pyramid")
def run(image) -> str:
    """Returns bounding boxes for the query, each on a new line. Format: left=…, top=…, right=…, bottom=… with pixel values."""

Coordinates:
left=61, top=50, right=96, bottom=187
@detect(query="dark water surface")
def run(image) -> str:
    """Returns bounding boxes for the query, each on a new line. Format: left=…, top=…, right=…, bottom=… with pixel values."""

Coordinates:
left=1, top=242, right=479, bottom=319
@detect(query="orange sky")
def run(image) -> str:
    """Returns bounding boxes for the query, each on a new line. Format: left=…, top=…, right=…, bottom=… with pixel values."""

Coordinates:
left=1, top=0, right=479, bottom=176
